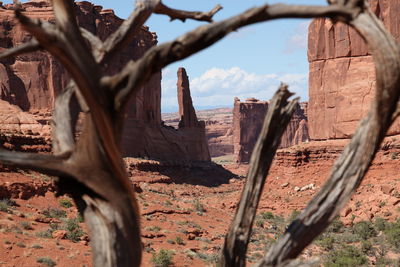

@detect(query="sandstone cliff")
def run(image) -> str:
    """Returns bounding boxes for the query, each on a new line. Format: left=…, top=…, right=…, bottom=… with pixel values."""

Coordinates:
left=308, top=0, right=400, bottom=140
left=0, top=1, right=210, bottom=162
left=233, top=98, right=309, bottom=163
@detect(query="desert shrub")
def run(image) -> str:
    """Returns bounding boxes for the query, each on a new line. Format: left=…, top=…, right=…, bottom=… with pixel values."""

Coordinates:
left=385, top=221, right=400, bottom=249
left=0, top=199, right=15, bottom=212
left=42, top=208, right=66, bottom=219
left=146, top=226, right=161, bottom=232
left=151, top=249, right=174, bottom=267
left=260, top=212, right=274, bottom=220
left=327, top=218, right=344, bottom=233
left=376, top=257, right=393, bottom=267
left=36, top=229, right=54, bottom=239
left=375, top=217, right=389, bottom=231
left=361, top=240, right=373, bottom=254
left=193, top=199, right=206, bottom=213
left=59, top=198, right=73, bottom=208
left=317, top=235, right=335, bottom=251
left=325, top=245, right=368, bottom=267
left=16, top=242, right=26, bottom=248
left=352, top=221, right=377, bottom=240
left=63, top=218, right=84, bottom=242
left=175, top=236, right=184, bottom=245
left=37, top=257, right=56, bottom=267
left=31, top=244, right=43, bottom=249
left=20, top=221, right=33, bottom=230
left=255, top=219, right=264, bottom=228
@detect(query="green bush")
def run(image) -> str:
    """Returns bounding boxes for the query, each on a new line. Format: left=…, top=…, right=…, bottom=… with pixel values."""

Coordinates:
left=59, top=198, right=73, bottom=208
left=63, top=218, right=84, bottom=242
left=175, top=236, right=184, bottom=245
left=328, top=218, right=344, bottom=233
left=325, top=245, right=368, bottom=267
left=352, top=221, right=377, bottom=240
left=260, top=212, right=274, bottom=220
left=37, top=257, right=56, bottom=267
left=42, top=208, right=66, bottom=219
left=151, top=249, right=174, bottom=267
left=317, top=235, right=335, bottom=251
left=385, top=221, right=400, bottom=249
left=0, top=199, right=15, bottom=212
left=361, top=240, right=373, bottom=254
left=375, top=217, right=388, bottom=232
left=193, top=199, right=206, bottom=213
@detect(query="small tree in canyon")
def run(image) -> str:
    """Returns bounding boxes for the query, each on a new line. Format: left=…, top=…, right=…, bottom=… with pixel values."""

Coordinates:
left=0, top=0, right=399, bottom=266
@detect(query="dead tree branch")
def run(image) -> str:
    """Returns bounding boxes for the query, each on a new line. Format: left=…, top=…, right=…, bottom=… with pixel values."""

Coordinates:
left=257, top=2, right=400, bottom=266
left=0, top=39, right=40, bottom=60
left=153, top=2, right=222, bottom=22
left=0, top=149, right=71, bottom=177
left=111, top=3, right=358, bottom=111
left=219, top=84, right=299, bottom=267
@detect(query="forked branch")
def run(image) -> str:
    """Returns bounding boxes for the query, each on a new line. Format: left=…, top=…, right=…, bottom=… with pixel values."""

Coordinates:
left=0, top=149, right=71, bottom=177
left=220, top=84, right=299, bottom=267
left=101, top=0, right=222, bottom=64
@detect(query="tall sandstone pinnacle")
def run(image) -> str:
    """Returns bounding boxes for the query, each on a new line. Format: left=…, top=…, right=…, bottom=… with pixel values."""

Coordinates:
left=177, top=67, right=200, bottom=128
left=308, top=0, right=400, bottom=140
left=0, top=1, right=210, bottom=162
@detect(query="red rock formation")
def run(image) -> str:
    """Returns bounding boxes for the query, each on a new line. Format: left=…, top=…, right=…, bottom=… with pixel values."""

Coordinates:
left=0, top=1, right=210, bottom=162
left=177, top=68, right=199, bottom=128
left=233, top=98, right=269, bottom=163
left=0, top=100, right=51, bottom=152
left=233, top=98, right=309, bottom=163
left=308, top=0, right=400, bottom=140
left=162, top=108, right=234, bottom=158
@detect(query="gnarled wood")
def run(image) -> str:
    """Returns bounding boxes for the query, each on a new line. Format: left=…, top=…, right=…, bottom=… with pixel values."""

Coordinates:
left=220, top=84, right=298, bottom=267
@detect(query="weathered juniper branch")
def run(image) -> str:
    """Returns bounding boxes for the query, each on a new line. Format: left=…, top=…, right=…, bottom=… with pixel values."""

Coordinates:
left=0, top=39, right=40, bottom=60
left=100, top=0, right=222, bottom=64
left=0, top=149, right=71, bottom=177
left=52, top=81, right=80, bottom=155
left=153, top=1, right=222, bottom=22
left=219, top=84, right=299, bottom=267
left=111, top=3, right=358, bottom=111
left=257, top=2, right=400, bottom=266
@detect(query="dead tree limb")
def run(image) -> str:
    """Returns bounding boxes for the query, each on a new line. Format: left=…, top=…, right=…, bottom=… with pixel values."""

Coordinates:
left=0, top=39, right=40, bottom=60
left=219, top=84, right=299, bottom=267
left=111, top=3, right=358, bottom=112
left=257, top=2, right=400, bottom=266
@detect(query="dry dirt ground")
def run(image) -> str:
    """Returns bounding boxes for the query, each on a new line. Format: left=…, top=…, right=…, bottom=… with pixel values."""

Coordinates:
left=0, top=140, right=399, bottom=266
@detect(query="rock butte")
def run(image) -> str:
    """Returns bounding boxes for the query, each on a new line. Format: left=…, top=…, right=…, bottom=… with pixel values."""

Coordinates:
left=308, top=0, right=400, bottom=140
left=0, top=1, right=210, bottom=162
left=233, top=97, right=309, bottom=163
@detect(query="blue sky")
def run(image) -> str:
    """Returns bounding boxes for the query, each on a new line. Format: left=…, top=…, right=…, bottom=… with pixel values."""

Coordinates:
left=11, top=0, right=327, bottom=112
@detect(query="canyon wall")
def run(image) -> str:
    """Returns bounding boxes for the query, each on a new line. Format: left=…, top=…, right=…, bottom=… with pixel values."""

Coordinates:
left=233, top=98, right=309, bottom=163
left=308, top=0, right=400, bottom=140
left=0, top=1, right=210, bottom=162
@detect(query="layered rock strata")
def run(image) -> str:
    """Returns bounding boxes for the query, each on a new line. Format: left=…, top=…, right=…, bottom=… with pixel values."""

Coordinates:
left=0, top=1, right=210, bottom=162
left=233, top=98, right=309, bottom=163
left=162, top=108, right=234, bottom=158
left=308, top=0, right=400, bottom=140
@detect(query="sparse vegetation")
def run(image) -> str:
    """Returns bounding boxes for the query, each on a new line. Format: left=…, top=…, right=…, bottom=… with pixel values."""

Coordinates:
left=20, top=221, right=33, bottom=230
left=193, top=199, right=206, bottom=213
left=42, top=208, right=67, bottom=219
left=151, top=249, right=174, bottom=267
left=59, top=198, right=73, bottom=208
left=175, top=236, right=185, bottom=245
left=352, top=221, right=377, bottom=240
left=0, top=199, right=15, bottom=212
left=325, top=245, right=368, bottom=267
left=37, top=257, right=56, bottom=267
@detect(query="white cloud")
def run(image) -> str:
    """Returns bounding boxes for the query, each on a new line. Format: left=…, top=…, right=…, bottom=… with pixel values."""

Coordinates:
left=161, top=67, right=308, bottom=112
left=285, top=21, right=310, bottom=54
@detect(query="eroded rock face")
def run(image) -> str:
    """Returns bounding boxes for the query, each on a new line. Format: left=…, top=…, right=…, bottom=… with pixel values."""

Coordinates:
left=0, top=1, right=210, bottom=162
left=308, top=0, right=400, bottom=140
left=233, top=98, right=309, bottom=163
